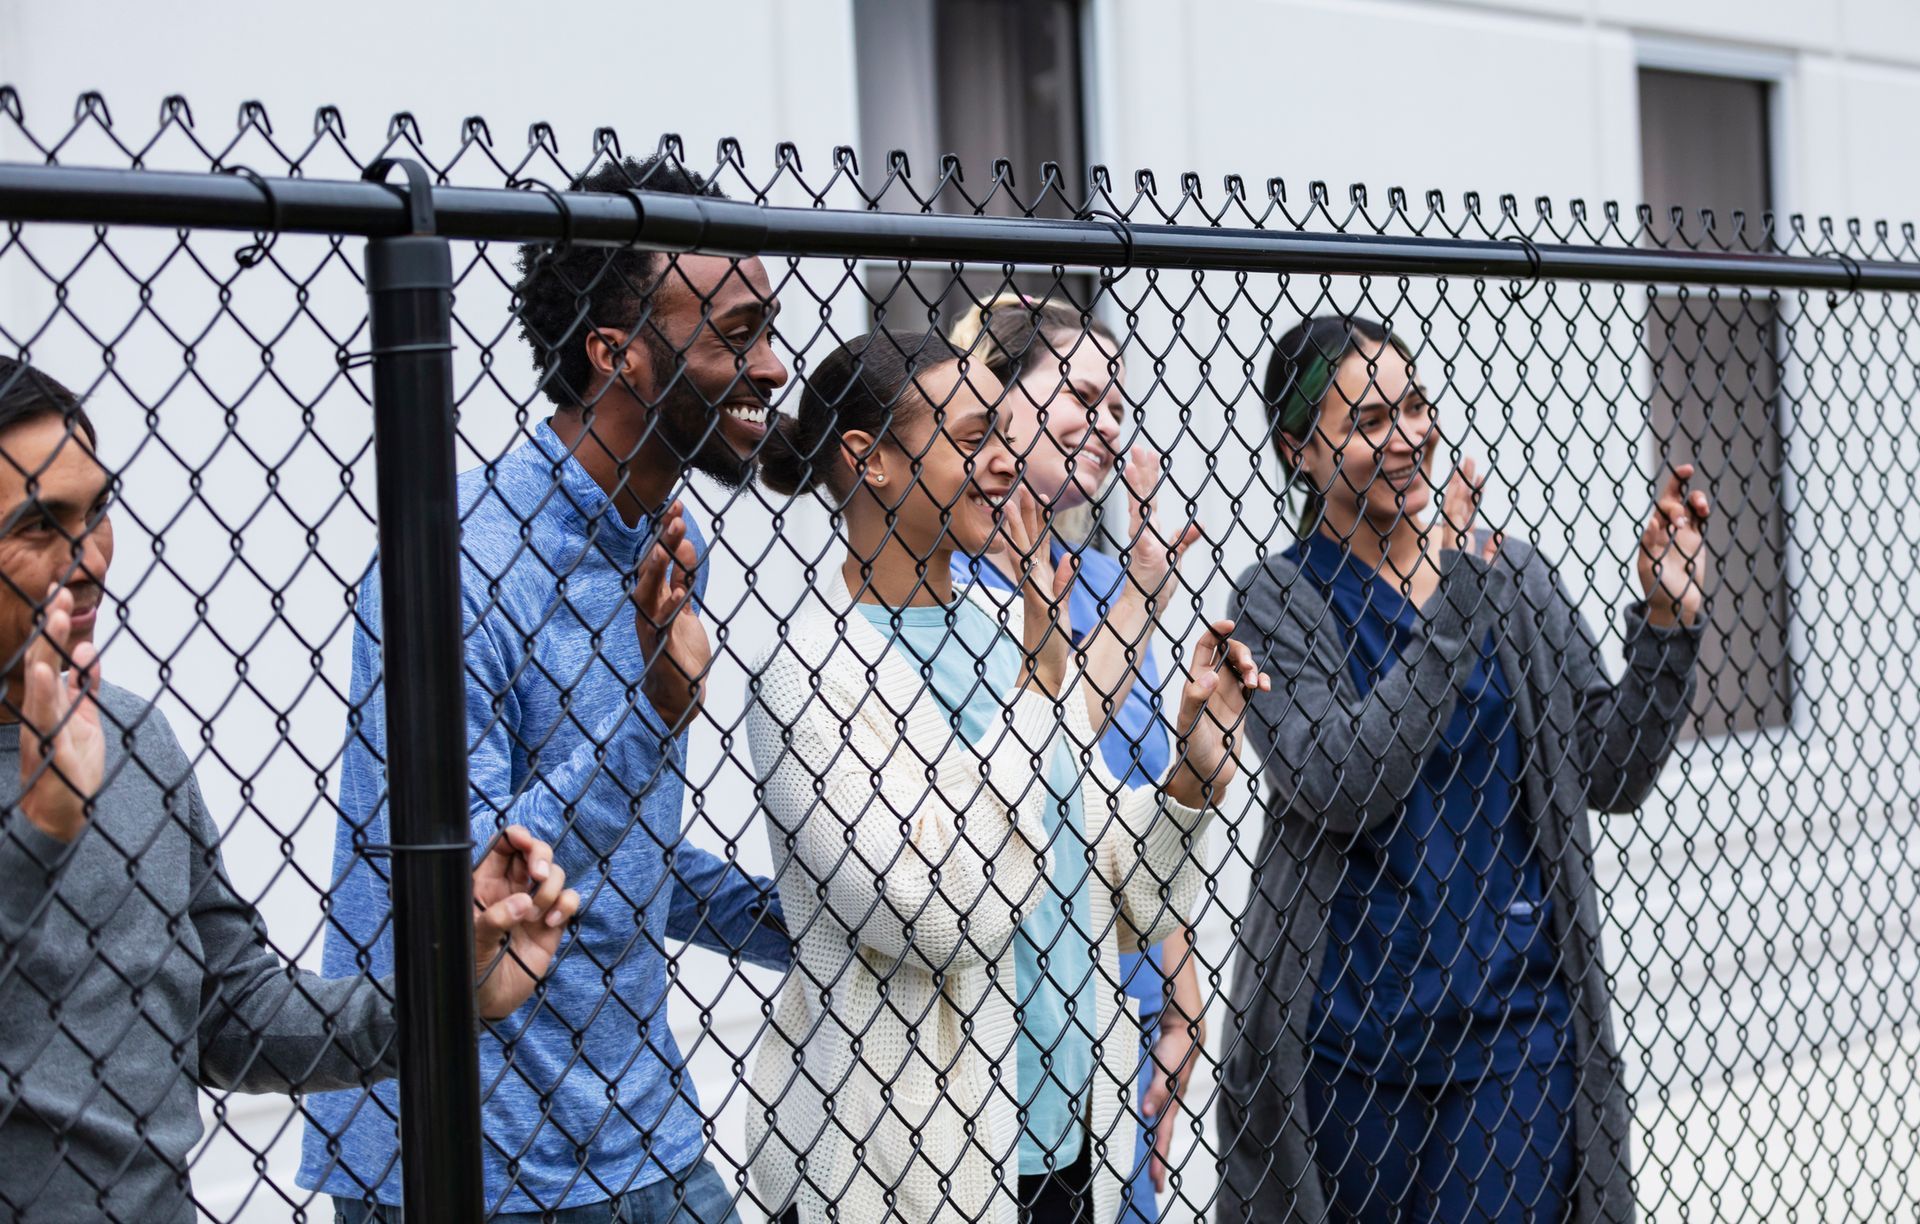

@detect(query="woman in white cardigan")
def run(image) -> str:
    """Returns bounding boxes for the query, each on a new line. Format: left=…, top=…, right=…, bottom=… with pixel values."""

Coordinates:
left=747, top=328, right=1267, bottom=1224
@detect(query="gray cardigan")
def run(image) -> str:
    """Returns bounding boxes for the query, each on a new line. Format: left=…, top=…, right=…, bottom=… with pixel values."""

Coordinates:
left=1215, top=537, right=1702, bottom=1224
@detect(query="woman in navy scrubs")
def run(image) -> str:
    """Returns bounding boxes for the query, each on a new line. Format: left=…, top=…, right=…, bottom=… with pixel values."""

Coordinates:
left=949, top=294, right=1208, bottom=1222
left=1218, top=315, right=1711, bottom=1223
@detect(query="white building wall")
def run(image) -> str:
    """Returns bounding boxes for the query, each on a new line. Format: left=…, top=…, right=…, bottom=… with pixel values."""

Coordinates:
left=4, top=1, right=1920, bottom=1219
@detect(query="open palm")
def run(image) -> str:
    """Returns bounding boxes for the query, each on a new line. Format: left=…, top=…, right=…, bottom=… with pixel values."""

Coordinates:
left=17, top=585, right=103, bottom=843
left=1122, top=445, right=1201, bottom=607
left=1637, top=464, right=1712, bottom=627
left=633, top=500, right=711, bottom=731
left=1002, top=486, right=1076, bottom=696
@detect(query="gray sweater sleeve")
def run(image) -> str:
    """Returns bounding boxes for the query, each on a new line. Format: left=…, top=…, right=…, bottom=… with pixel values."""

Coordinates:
left=0, top=814, right=76, bottom=959
left=187, top=771, right=401, bottom=1094
left=1544, top=559, right=1704, bottom=812
left=1233, top=547, right=1513, bottom=836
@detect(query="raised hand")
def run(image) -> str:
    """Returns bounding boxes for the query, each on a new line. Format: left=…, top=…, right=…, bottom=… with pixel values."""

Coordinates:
left=1428, top=455, right=1508, bottom=564
left=1165, top=619, right=1270, bottom=810
left=1122, top=444, right=1203, bottom=608
left=632, top=501, right=711, bottom=732
left=1638, top=463, right=1712, bottom=628
left=471, top=824, right=580, bottom=1021
left=17, top=585, right=103, bottom=842
left=1437, top=456, right=1486, bottom=556
left=1001, top=486, right=1076, bottom=697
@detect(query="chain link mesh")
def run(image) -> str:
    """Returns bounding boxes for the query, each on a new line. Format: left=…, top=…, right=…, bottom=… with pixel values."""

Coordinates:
left=0, top=93, right=1912, bottom=1223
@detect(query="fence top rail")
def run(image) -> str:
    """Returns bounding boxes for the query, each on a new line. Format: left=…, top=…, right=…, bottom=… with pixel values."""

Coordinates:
left=3, top=161, right=1917, bottom=293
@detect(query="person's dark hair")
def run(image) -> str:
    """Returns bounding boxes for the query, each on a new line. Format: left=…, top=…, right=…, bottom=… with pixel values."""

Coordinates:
left=0, top=356, right=98, bottom=450
left=950, top=291, right=1121, bottom=393
left=1263, top=315, right=1412, bottom=536
left=514, top=156, right=725, bottom=411
left=760, top=329, right=965, bottom=501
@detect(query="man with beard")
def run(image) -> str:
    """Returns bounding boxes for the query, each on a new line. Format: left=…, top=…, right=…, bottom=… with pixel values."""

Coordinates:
left=301, top=158, right=791, bottom=1224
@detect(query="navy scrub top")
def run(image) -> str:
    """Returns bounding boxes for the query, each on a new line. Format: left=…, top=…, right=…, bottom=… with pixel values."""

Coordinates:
left=1292, top=532, right=1570, bottom=1084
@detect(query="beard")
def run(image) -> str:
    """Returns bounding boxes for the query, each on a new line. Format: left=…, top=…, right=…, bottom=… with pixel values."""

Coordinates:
left=653, top=380, right=753, bottom=489
left=640, top=334, right=756, bottom=489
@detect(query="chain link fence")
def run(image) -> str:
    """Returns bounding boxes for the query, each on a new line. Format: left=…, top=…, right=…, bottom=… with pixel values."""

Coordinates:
left=2, top=91, right=1917, bottom=1223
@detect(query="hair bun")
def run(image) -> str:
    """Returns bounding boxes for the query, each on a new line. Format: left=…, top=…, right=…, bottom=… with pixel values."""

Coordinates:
left=757, top=413, right=820, bottom=497
left=948, top=291, right=1032, bottom=352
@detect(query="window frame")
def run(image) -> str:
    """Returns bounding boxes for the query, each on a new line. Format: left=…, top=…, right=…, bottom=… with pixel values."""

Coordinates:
left=851, top=0, right=1099, bottom=331
left=1633, top=36, right=1806, bottom=749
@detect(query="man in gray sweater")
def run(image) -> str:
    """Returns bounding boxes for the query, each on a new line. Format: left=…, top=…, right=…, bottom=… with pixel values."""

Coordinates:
left=0, top=356, right=582, bottom=1222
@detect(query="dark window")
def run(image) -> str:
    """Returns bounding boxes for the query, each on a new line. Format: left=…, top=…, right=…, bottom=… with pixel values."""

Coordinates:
left=1638, top=67, right=1793, bottom=736
left=854, top=0, right=1092, bottom=327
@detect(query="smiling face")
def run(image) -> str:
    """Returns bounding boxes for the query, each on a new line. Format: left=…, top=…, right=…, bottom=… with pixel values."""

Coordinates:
left=0, top=413, right=113, bottom=690
left=1286, top=337, right=1436, bottom=530
left=858, top=359, right=1017, bottom=560
left=604, top=252, right=788, bottom=487
left=1005, top=333, right=1126, bottom=510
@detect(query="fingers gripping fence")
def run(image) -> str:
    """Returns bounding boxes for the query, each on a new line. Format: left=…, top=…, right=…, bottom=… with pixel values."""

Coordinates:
left=1, top=94, right=1918, bottom=1224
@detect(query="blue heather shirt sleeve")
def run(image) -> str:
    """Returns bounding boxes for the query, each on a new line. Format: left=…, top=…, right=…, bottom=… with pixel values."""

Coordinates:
left=334, top=516, right=789, bottom=976
left=461, top=592, right=672, bottom=847
left=333, top=561, right=666, bottom=887
left=664, top=841, right=789, bottom=968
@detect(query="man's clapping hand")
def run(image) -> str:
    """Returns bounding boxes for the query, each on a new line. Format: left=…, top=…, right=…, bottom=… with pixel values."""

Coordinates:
left=471, top=824, right=580, bottom=1020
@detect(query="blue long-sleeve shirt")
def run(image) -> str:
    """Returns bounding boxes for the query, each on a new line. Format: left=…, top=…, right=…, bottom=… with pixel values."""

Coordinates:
left=300, top=422, right=789, bottom=1213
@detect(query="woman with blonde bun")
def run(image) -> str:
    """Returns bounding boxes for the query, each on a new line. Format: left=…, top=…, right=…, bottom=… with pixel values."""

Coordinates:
left=950, top=294, right=1209, bottom=1223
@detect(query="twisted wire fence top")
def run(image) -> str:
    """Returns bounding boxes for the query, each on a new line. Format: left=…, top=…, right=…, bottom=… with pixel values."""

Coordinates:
left=5, top=86, right=1915, bottom=257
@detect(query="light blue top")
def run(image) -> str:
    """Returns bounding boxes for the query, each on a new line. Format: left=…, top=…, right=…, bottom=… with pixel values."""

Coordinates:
left=854, top=595, right=1099, bottom=1174
left=952, top=544, right=1174, bottom=1020
left=300, top=422, right=791, bottom=1212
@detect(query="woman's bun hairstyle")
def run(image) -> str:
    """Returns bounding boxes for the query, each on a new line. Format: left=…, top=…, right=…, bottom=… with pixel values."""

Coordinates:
left=949, top=292, right=1120, bottom=389
left=759, top=328, right=964, bottom=500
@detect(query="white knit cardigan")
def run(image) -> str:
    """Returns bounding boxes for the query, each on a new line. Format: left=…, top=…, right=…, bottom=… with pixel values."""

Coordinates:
left=744, top=566, right=1216, bottom=1224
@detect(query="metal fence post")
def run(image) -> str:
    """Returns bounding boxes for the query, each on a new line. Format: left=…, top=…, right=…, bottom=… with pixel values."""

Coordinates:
left=361, top=157, right=483, bottom=1219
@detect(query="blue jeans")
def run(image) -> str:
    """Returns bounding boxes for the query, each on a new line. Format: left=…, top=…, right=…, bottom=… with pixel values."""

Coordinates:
left=331, top=1159, right=742, bottom=1224
left=1304, top=1059, right=1576, bottom=1224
